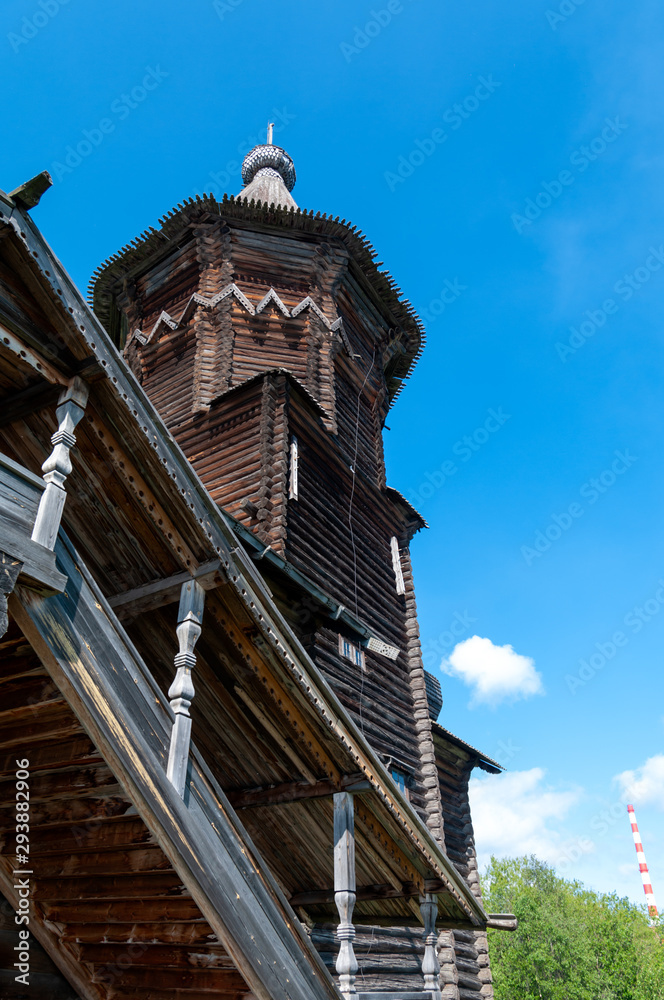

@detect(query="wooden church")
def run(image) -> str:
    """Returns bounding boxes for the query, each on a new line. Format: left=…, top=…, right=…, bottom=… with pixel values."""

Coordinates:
left=0, top=135, right=514, bottom=1000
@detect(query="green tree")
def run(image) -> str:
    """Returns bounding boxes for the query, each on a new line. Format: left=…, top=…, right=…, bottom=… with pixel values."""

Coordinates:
left=482, top=856, right=664, bottom=1000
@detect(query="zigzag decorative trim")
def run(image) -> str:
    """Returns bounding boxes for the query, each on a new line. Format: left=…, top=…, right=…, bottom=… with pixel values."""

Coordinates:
left=131, top=284, right=347, bottom=348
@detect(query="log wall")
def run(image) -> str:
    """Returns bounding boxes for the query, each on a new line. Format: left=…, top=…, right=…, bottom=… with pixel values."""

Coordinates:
left=434, top=730, right=495, bottom=1000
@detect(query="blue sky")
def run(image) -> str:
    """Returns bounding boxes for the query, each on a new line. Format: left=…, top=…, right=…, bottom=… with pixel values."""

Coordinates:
left=2, top=0, right=663, bottom=908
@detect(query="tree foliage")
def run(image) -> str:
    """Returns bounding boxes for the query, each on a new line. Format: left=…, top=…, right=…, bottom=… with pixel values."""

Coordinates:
left=482, top=856, right=664, bottom=1000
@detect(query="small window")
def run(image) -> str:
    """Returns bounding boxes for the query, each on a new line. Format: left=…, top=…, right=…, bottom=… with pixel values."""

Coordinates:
left=289, top=437, right=299, bottom=500
left=390, top=536, right=405, bottom=595
left=391, top=768, right=409, bottom=800
left=338, top=634, right=366, bottom=670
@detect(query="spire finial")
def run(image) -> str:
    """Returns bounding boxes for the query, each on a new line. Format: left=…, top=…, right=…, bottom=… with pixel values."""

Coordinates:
left=241, top=138, right=296, bottom=194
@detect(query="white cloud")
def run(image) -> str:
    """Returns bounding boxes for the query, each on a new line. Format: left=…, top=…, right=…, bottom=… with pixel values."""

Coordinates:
left=615, top=754, right=664, bottom=810
left=441, top=635, right=544, bottom=707
left=469, top=768, right=581, bottom=870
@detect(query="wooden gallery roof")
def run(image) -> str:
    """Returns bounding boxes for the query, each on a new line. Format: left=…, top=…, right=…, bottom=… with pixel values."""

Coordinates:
left=0, top=182, right=492, bottom=1000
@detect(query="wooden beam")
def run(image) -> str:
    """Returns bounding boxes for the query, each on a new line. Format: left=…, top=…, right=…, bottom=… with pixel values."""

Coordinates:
left=0, top=322, right=70, bottom=386
left=0, top=381, right=60, bottom=428
left=108, top=560, right=223, bottom=618
left=227, top=773, right=370, bottom=809
left=290, top=879, right=449, bottom=907
left=60, top=921, right=216, bottom=945
left=84, top=408, right=200, bottom=570
left=233, top=685, right=319, bottom=784
left=0, top=510, right=67, bottom=594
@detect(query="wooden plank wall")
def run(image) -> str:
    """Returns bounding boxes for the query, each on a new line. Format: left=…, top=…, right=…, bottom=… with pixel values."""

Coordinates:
left=0, top=896, right=82, bottom=1000
left=174, top=377, right=265, bottom=525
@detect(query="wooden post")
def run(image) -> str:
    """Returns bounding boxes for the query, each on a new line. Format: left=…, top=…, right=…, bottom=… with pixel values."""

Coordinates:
left=334, top=791, right=358, bottom=999
left=31, top=377, right=88, bottom=550
left=166, top=579, right=205, bottom=797
left=420, top=894, right=442, bottom=1000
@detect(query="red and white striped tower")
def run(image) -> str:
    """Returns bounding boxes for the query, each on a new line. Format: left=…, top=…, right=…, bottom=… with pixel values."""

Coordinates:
left=627, top=804, right=658, bottom=920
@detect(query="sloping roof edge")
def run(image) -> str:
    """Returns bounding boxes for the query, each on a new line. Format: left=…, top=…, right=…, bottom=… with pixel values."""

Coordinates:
left=432, top=722, right=503, bottom=774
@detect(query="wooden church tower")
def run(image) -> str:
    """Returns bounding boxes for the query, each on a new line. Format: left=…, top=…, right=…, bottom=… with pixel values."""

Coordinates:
left=87, top=132, right=500, bottom=999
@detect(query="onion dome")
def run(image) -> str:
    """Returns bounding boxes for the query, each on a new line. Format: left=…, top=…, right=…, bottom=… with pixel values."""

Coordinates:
left=239, top=123, right=297, bottom=210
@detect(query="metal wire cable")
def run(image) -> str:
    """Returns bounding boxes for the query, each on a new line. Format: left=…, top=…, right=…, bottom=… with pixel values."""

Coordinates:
left=347, top=346, right=376, bottom=738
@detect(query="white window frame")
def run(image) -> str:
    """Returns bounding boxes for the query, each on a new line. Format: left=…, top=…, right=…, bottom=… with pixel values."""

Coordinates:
left=390, top=536, right=405, bottom=595
left=289, top=436, right=299, bottom=500
left=338, top=634, right=366, bottom=670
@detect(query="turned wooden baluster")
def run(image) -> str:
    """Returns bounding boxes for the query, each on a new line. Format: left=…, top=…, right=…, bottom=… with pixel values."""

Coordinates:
left=31, top=377, right=89, bottom=550
left=334, top=791, right=358, bottom=999
left=166, top=580, right=205, bottom=797
left=420, top=893, right=442, bottom=1000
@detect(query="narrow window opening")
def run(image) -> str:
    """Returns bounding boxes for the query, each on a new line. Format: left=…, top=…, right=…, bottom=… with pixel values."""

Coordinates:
left=390, top=768, right=410, bottom=800
left=338, top=634, right=366, bottom=670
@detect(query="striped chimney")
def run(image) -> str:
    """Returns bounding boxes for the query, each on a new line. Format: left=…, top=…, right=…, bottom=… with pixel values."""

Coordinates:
left=627, top=804, right=658, bottom=920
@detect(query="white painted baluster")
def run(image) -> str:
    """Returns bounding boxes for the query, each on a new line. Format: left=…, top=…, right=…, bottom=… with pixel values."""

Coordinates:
left=420, top=894, right=442, bottom=1000
left=31, top=377, right=89, bottom=550
left=166, top=580, right=205, bottom=797
left=334, top=791, right=358, bottom=999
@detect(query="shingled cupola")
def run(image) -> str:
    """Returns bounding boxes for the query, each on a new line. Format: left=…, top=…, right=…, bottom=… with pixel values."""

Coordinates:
left=239, top=123, right=298, bottom=209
